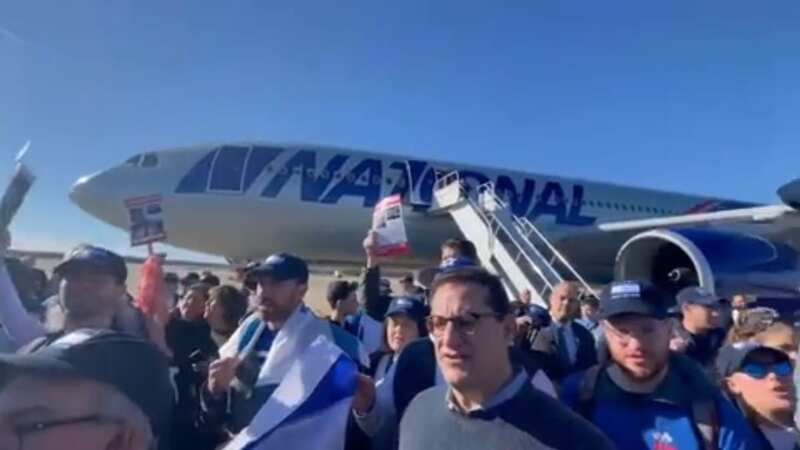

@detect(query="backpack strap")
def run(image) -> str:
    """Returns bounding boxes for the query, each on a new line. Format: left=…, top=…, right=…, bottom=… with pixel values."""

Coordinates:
left=576, top=364, right=604, bottom=418
left=691, top=399, right=719, bottom=450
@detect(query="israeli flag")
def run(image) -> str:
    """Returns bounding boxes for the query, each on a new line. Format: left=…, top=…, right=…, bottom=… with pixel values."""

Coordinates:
left=222, top=307, right=359, bottom=450
left=223, top=335, right=358, bottom=450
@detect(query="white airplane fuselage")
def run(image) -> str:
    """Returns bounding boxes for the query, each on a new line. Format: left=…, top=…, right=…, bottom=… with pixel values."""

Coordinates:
left=70, top=143, right=755, bottom=281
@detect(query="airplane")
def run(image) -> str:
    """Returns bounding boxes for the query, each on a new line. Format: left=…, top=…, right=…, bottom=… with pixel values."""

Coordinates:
left=69, top=142, right=800, bottom=298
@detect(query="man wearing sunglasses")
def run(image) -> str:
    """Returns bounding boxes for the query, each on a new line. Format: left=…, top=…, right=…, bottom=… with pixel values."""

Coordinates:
left=398, top=267, right=613, bottom=450
left=560, top=280, right=762, bottom=450
left=718, top=342, right=799, bottom=450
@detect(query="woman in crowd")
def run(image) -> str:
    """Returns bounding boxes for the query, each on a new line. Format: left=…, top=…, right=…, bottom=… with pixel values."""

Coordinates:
left=368, top=295, right=429, bottom=380
left=361, top=295, right=428, bottom=450
left=725, top=307, right=779, bottom=344
left=204, top=284, right=249, bottom=347
left=754, top=321, right=799, bottom=361
left=717, top=342, right=799, bottom=450
left=726, top=312, right=798, bottom=362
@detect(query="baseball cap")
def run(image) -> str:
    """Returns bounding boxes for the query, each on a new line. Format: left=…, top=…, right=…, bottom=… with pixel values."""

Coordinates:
left=247, top=252, right=309, bottom=283
left=385, top=296, right=428, bottom=321
left=597, top=280, right=669, bottom=320
left=417, top=256, right=478, bottom=288
left=53, top=244, right=127, bottom=283
left=676, top=286, right=725, bottom=307
left=0, top=329, right=173, bottom=436
left=716, top=341, right=790, bottom=377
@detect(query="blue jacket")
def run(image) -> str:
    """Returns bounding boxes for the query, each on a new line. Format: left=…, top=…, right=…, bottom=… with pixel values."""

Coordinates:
left=561, top=355, right=764, bottom=450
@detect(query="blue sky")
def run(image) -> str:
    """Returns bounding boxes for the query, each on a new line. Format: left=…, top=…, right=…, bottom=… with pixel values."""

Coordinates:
left=1, top=1, right=798, bottom=262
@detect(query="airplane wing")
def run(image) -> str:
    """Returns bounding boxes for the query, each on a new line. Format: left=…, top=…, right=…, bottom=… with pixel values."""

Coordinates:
left=599, top=178, right=800, bottom=233
left=597, top=178, right=800, bottom=233
left=598, top=204, right=800, bottom=233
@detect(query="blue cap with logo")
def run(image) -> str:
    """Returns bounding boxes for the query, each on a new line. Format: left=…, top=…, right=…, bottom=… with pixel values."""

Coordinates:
left=676, top=286, right=725, bottom=307
left=0, top=329, right=173, bottom=436
left=53, top=244, right=127, bottom=283
left=715, top=340, right=790, bottom=377
left=597, top=280, right=669, bottom=320
left=385, top=295, right=428, bottom=321
left=247, top=252, right=309, bottom=283
left=417, top=256, right=479, bottom=288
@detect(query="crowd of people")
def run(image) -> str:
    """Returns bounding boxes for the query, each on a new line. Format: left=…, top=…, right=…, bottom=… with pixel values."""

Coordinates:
left=0, top=227, right=799, bottom=450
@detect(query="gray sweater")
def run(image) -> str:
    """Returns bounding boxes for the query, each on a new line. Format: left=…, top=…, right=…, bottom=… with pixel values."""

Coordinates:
left=399, top=382, right=614, bottom=450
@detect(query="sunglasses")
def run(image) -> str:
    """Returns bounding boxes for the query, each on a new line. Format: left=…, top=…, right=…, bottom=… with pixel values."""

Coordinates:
left=739, top=361, right=793, bottom=379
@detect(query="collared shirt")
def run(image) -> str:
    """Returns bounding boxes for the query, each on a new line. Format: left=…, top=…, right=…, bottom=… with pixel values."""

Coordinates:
left=576, top=317, right=598, bottom=332
left=446, top=369, right=529, bottom=415
left=552, top=321, right=578, bottom=366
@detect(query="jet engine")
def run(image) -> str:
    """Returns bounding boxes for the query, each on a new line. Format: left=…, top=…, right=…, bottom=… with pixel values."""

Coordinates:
left=614, top=228, right=800, bottom=298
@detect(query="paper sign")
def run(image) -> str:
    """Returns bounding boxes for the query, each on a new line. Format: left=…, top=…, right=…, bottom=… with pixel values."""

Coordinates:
left=125, top=194, right=167, bottom=246
left=0, top=141, right=35, bottom=230
left=372, top=195, right=410, bottom=257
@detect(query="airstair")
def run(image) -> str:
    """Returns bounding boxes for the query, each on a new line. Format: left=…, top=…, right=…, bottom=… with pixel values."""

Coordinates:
left=431, top=171, right=595, bottom=306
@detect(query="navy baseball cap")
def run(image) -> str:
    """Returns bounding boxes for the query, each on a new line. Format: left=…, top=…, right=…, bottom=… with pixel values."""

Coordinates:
left=418, top=256, right=478, bottom=288
left=716, top=341, right=790, bottom=377
left=677, top=286, right=725, bottom=307
left=247, top=252, right=309, bottom=283
left=385, top=296, right=428, bottom=321
left=0, top=329, right=173, bottom=436
left=53, top=244, right=127, bottom=283
left=597, top=280, right=669, bottom=320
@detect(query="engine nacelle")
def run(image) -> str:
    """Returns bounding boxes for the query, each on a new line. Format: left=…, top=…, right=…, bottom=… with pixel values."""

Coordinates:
left=615, top=228, right=800, bottom=298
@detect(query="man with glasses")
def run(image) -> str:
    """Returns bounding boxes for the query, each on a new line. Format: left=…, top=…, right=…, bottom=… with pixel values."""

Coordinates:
left=561, top=280, right=761, bottom=450
left=399, top=267, right=613, bottom=450
left=0, top=329, right=173, bottom=450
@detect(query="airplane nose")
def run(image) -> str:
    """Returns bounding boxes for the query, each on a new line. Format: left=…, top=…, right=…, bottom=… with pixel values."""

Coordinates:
left=69, top=174, right=95, bottom=210
left=69, top=170, right=131, bottom=229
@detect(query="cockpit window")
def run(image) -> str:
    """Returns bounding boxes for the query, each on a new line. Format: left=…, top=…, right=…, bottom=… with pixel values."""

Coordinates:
left=141, top=153, right=159, bottom=168
left=125, top=155, right=142, bottom=166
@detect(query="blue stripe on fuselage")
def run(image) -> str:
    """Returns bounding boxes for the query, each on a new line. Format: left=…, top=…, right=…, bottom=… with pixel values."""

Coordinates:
left=173, top=147, right=597, bottom=226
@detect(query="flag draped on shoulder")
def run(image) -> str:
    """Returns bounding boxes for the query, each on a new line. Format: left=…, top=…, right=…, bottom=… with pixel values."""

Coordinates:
left=222, top=307, right=359, bottom=450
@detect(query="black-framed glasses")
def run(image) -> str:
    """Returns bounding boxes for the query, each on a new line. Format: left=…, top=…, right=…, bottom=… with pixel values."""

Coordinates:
left=739, top=361, right=793, bottom=379
left=13, top=414, right=119, bottom=450
left=426, top=312, right=502, bottom=337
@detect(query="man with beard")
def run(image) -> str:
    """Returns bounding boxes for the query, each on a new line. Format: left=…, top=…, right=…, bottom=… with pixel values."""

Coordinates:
left=200, top=253, right=369, bottom=449
left=17, top=245, right=130, bottom=352
left=561, top=280, right=762, bottom=450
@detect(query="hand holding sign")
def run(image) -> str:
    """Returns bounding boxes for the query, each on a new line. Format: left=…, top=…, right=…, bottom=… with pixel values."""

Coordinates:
left=370, top=195, right=410, bottom=258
